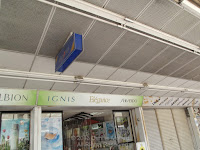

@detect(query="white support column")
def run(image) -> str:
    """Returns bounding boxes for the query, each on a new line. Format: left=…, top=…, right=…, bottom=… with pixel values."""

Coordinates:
left=30, top=106, right=42, bottom=150
left=132, top=107, right=150, bottom=150
left=187, top=107, right=200, bottom=150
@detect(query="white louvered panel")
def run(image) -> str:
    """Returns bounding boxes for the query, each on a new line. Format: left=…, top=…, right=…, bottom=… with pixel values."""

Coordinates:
left=143, top=109, right=163, bottom=150
left=172, top=109, right=194, bottom=150
left=156, top=109, right=181, bottom=150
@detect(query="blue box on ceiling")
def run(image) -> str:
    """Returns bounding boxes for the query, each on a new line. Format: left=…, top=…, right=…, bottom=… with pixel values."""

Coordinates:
left=55, top=33, right=83, bottom=72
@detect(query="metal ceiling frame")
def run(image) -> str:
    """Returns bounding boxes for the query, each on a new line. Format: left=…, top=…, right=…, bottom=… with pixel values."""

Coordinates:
left=38, top=0, right=200, bottom=54
left=0, top=68, right=200, bottom=95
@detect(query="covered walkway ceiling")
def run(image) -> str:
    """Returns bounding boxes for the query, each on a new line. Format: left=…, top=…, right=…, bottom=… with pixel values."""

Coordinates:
left=1, top=0, right=200, bottom=98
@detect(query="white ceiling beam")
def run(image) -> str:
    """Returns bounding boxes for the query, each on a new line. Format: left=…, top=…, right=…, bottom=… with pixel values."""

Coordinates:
left=1, top=69, right=200, bottom=94
left=38, top=0, right=200, bottom=54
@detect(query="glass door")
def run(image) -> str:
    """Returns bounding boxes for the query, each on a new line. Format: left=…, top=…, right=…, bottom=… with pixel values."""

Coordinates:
left=0, top=112, right=30, bottom=150
left=113, top=111, right=134, bottom=150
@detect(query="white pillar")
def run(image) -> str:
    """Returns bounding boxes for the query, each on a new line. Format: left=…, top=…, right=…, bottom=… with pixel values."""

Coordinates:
left=132, top=107, right=150, bottom=150
left=30, top=106, right=42, bottom=150
left=187, top=107, right=200, bottom=150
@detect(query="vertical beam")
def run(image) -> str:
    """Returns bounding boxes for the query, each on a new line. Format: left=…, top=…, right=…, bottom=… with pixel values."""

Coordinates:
left=30, top=106, right=42, bottom=150
left=132, top=107, right=150, bottom=150
left=187, top=107, right=200, bottom=150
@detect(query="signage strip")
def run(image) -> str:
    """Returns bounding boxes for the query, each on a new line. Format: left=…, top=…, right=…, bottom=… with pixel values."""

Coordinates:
left=37, top=90, right=143, bottom=107
left=0, top=89, right=37, bottom=106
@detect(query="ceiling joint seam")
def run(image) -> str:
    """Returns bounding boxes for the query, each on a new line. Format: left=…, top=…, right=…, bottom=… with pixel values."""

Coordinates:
left=181, top=65, right=200, bottom=78
left=102, top=0, right=111, bottom=8
left=39, top=0, right=200, bottom=56
left=155, top=51, right=186, bottom=74
left=83, top=20, right=96, bottom=39
left=192, top=74, right=200, bottom=80
left=160, top=9, right=184, bottom=30
left=119, top=39, right=151, bottom=68
left=169, top=56, right=199, bottom=76
left=35, top=6, right=56, bottom=56
left=181, top=21, right=200, bottom=37
left=23, top=6, right=56, bottom=89
left=139, top=46, right=170, bottom=71
left=104, top=39, right=152, bottom=85
left=142, top=20, right=200, bottom=86
left=96, top=30, right=127, bottom=64
left=135, top=0, right=155, bottom=20
left=81, top=30, right=127, bottom=90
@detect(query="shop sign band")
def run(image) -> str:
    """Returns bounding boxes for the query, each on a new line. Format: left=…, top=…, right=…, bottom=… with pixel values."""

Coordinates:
left=143, top=96, right=200, bottom=107
left=0, top=89, right=37, bottom=106
left=38, top=90, right=143, bottom=107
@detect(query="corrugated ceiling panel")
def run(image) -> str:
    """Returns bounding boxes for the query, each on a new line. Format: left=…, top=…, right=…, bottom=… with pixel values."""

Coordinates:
left=141, top=46, right=183, bottom=73
left=87, top=65, right=116, bottom=79
left=168, top=79, right=187, bottom=87
left=158, top=52, right=197, bottom=76
left=143, top=74, right=165, bottom=85
left=182, top=93, right=193, bottom=98
left=63, top=61, right=95, bottom=77
left=0, top=0, right=52, bottom=53
left=108, top=68, right=136, bottom=81
left=183, top=67, right=200, bottom=80
left=127, top=88, right=145, bottom=95
left=193, top=75, right=200, bottom=82
left=75, top=84, right=98, bottom=93
left=112, top=87, right=132, bottom=95
left=172, top=109, right=194, bottom=150
left=39, top=7, right=93, bottom=57
left=153, top=91, right=169, bottom=97
left=77, top=21, right=123, bottom=63
left=123, top=40, right=167, bottom=70
left=0, top=78, right=26, bottom=89
left=31, top=56, right=57, bottom=74
left=94, top=86, right=116, bottom=94
left=143, top=109, right=163, bottom=150
left=127, top=72, right=151, bottom=83
left=156, top=77, right=177, bottom=86
left=156, top=109, right=181, bottom=150
left=137, top=0, right=181, bottom=29
left=105, top=0, right=151, bottom=19
left=142, top=89, right=158, bottom=96
left=51, top=82, right=78, bottom=91
left=99, top=32, right=148, bottom=67
left=178, top=81, right=196, bottom=88
left=83, top=0, right=106, bottom=7
left=172, top=57, right=200, bottom=78
left=182, top=23, right=200, bottom=45
left=162, top=91, right=179, bottom=97
left=25, top=80, right=53, bottom=90
left=172, top=92, right=186, bottom=97
left=0, top=50, right=34, bottom=71
left=191, top=83, right=200, bottom=89
left=162, top=10, right=199, bottom=37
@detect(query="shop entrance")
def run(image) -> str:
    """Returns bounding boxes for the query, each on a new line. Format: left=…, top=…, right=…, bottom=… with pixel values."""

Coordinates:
left=62, top=110, right=135, bottom=150
left=40, top=109, right=136, bottom=150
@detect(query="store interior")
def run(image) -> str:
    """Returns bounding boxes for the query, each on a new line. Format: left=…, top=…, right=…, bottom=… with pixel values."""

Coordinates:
left=0, top=109, right=136, bottom=150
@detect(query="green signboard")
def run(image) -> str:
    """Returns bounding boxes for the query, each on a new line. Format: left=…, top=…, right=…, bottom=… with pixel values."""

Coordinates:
left=38, top=90, right=143, bottom=107
left=0, top=89, right=37, bottom=106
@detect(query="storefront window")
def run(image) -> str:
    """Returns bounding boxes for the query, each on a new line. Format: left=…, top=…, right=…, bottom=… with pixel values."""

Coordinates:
left=0, top=113, right=30, bottom=150
left=63, top=110, right=134, bottom=150
left=41, top=112, right=63, bottom=150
